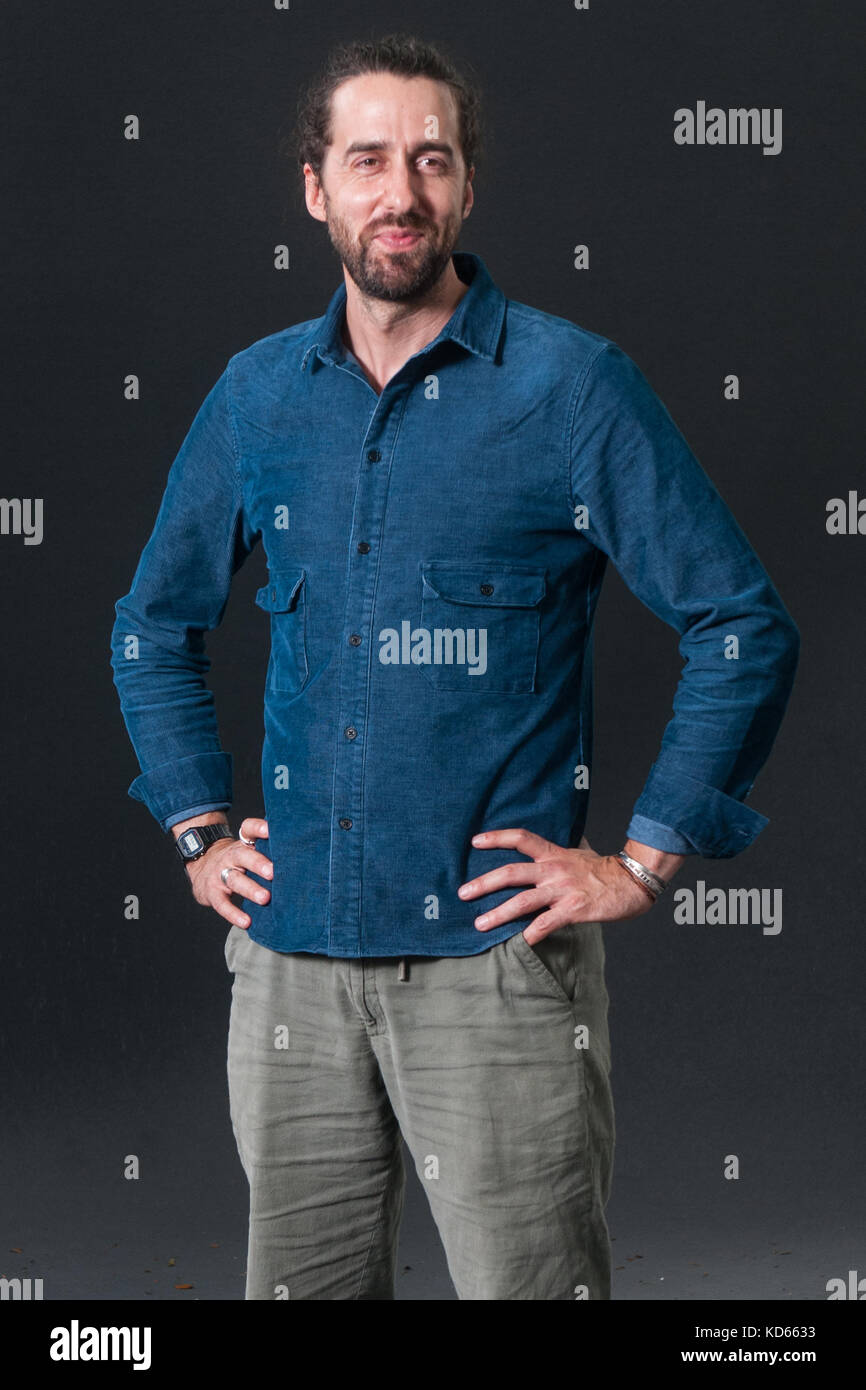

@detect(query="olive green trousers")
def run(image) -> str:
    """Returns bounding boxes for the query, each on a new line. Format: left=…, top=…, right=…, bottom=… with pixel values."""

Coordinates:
left=224, top=919, right=615, bottom=1300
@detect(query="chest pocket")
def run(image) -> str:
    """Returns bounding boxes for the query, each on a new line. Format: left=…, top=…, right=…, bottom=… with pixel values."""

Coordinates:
left=254, top=568, right=309, bottom=694
left=419, top=561, right=546, bottom=693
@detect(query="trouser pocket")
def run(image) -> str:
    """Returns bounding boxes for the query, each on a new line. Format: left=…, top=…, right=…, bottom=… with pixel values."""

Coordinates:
left=224, top=924, right=248, bottom=974
left=507, top=925, right=581, bottom=1004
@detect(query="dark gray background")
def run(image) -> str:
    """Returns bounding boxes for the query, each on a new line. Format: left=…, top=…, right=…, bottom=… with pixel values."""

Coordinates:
left=2, top=0, right=863, bottom=1300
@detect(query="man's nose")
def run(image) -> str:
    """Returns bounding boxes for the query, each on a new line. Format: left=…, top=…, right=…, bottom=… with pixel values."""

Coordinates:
left=379, top=158, right=420, bottom=214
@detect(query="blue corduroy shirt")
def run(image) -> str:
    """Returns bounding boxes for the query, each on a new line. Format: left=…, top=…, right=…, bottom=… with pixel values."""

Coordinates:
left=110, top=251, right=800, bottom=956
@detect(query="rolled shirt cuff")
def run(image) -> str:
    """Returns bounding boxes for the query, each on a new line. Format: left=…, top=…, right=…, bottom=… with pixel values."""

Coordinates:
left=629, top=764, right=770, bottom=858
left=624, top=814, right=697, bottom=856
left=127, top=751, right=233, bottom=833
left=162, top=801, right=232, bottom=833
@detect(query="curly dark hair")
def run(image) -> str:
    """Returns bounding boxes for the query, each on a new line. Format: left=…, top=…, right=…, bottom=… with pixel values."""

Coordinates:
left=283, top=31, right=484, bottom=184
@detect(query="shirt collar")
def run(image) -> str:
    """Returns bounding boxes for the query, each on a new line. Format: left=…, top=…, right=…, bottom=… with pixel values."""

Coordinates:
left=300, top=251, right=506, bottom=373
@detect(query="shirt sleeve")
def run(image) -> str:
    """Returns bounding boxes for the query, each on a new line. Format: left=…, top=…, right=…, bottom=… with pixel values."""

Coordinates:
left=110, top=360, right=258, bottom=832
left=568, top=342, right=800, bottom=858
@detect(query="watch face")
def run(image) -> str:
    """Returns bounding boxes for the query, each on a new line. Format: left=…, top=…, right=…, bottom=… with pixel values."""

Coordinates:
left=179, top=829, right=204, bottom=857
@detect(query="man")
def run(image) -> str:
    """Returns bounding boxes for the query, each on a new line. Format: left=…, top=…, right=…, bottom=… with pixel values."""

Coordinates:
left=110, top=34, right=800, bottom=1300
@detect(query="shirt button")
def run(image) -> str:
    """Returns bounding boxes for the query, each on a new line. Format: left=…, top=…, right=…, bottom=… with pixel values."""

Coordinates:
left=349, top=633, right=362, bottom=646
left=339, top=817, right=353, bottom=830
left=345, top=726, right=357, bottom=739
left=480, top=583, right=494, bottom=595
left=357, top=541, right=370, bottom=553
left=367, top=448, right=381, bottom=462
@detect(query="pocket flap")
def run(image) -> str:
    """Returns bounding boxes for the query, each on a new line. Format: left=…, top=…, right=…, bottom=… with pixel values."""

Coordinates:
left=255, top=569, right=305, bottom=613
left=421, top=562, right=546, bottom=607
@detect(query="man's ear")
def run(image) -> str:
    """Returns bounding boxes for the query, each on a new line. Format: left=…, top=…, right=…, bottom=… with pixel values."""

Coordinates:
left=303, top=164, right=327, bottom=223
left=462, top=167, right=475, bottom=220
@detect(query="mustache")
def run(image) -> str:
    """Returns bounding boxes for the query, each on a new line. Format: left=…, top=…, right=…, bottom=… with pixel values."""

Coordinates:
left=369, top=222, right=428, bottom=236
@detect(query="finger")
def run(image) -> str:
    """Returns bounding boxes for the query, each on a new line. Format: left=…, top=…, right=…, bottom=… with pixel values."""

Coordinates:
left=472, top=889, right=549, bottom=931
left=221, top=842, right=273, bottom=880
left=459, top=860, right=542, bottom=900
left=206, top=881, right=252, bottom=929
left=521, top=907, right=578, bottom=945
left=218, top=863, right=271, bottom=905
left=470, top=827, right=558, bottom=858
left=239, top=817, right=269, bottom=843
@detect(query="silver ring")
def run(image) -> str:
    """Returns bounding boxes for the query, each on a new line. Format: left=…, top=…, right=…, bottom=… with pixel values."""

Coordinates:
left=220, top=866, right=237, bottom=887
left=238, top=832, right=255, bottom=846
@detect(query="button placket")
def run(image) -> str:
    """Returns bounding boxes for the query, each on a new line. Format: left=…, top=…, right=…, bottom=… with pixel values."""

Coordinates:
left=327, top=388, right=409, bottom=952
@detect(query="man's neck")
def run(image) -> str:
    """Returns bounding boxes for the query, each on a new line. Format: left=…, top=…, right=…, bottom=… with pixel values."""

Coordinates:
left=340, top=257, right=469, bottom=394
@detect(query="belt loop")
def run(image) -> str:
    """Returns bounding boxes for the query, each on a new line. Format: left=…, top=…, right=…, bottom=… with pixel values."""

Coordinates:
left=397, top=957, right=410, bottom=982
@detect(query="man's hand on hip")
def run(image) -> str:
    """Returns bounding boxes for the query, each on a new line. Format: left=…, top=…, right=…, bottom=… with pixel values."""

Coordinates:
left=181, top=817, right=273, bottom=929
left=458, top=827, right=657, bottom=944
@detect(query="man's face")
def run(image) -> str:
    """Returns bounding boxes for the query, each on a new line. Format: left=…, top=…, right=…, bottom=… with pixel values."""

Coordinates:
left=304, top=73, right=474, bottom=301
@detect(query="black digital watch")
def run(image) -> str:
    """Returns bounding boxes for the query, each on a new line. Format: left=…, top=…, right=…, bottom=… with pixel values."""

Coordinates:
left=174, top=823, right=233, bottom=865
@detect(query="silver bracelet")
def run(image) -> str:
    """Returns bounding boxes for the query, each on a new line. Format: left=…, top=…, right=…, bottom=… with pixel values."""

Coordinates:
left=615, top=851, right=669, bottom=900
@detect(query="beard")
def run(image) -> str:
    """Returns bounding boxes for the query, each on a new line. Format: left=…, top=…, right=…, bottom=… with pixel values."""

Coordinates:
left=322, top=196, right=464, bottom=303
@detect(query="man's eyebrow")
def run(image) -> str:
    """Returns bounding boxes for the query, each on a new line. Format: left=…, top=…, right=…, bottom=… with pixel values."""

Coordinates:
left=341, top=139, right=456, bottom=161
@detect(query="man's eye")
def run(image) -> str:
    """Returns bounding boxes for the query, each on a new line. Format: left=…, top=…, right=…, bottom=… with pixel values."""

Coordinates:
left=354, top=156, right=446, bottom=171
